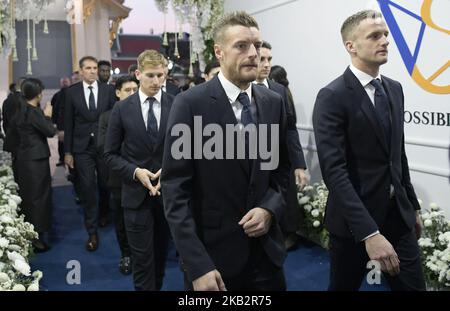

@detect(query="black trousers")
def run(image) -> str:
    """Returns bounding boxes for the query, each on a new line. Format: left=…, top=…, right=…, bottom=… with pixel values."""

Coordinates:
left=328, top=199, right=426, bottom=291
left=185, top=241, right=286, bottom=291
left=58, top=141, right=64, bottom=162
left=110, top=187, right=130, bottom=257
left=124, top=195, right=170, bottom=291
left=74, top=141, right=109, bottom=235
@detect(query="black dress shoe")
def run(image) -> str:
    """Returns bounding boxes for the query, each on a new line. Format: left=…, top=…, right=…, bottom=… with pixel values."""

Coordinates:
left=119, top=257, right=132, bottom=275
left=33, top=239, right=51, bottom=253
left=86, top=234, right=98, bottom=251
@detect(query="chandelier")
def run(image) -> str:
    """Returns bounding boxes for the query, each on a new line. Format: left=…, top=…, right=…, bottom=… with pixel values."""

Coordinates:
left=0, top=0, right=55, bottom=75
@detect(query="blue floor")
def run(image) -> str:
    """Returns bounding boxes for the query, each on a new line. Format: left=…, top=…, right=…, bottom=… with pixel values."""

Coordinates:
left=31, top=185, right=388, bottom=291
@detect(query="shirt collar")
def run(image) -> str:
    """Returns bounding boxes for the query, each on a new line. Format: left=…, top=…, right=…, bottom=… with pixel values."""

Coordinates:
left=349, top=64, right=382, bottom=88
left=253, top=79, right=269, bottom=88
left=83, top=80, right=98, bottom=90
left=218, top=71, right=252, bottom=103
left=139, top=88, right=162, bottom=105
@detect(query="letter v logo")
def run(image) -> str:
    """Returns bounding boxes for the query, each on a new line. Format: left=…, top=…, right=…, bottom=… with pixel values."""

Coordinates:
left=377, top=0, right=450, bottom=94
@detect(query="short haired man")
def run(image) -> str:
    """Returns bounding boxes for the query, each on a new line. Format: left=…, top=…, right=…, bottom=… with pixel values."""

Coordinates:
left=162, top=11, right=290, bottom=291
left=313, top=10, right=425, bottom=291
left=203, top=59, right=220, bottom=81
left=64, top=56, right=116, bottom=251
left=98, top=75, right=138, bottom=275
left=104, top=50, right=174, bottom=290
left=98, top=60, right=112, bottom=84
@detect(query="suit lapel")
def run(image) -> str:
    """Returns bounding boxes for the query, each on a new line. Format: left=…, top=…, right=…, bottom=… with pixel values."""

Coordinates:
left=156, top=92, right=170, bottom=147
left=75, top=83, right=90, bottom=117
left=344, top=68, right=389, bottom=154
left=382, top=77, right=400, bottom=151
left=130, top=93, right=153, bottom=153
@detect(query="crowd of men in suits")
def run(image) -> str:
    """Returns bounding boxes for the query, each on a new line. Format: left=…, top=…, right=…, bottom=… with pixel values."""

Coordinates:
left=1, top=9, right=426, bottom=291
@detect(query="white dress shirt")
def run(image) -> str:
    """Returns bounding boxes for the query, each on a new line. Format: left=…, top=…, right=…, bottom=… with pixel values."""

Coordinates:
left=138, top=88, right=162, bottom=130
left=83, top=80, right=98, bottom=109
left=349, top=64, right=382, bottom=107
left=349, top=64, right=393, bottom=241
left=133, top=88, right=163, bottom=181
left=218, top=71, right=253, bottom=125
left=252, top=79, right=269, bottom=89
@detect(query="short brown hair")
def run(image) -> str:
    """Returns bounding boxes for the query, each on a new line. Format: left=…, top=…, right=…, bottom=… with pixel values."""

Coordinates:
left=137, top=50, right=166, bottom=71
left=212, top=11, right=259, bottom=44
left=341, top=10, right=383, bottom=42
left=79, top=56, right=98, bottom=69
left=262, top=41, right=272, bottom=50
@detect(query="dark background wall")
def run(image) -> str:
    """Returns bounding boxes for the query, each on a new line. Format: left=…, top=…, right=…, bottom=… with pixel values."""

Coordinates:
left=13, top=20, right=72, bottom=89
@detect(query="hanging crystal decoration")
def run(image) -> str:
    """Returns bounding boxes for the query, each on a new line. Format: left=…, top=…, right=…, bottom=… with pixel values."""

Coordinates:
left=174, top=33, right=179, bottom=58
left=162, top=12, right=168, bottom=46
left=43, top=19, right=48, bottom=34
left=32, top=20, right=38, bottom=60
left=26, top=17, right=32, bottom=74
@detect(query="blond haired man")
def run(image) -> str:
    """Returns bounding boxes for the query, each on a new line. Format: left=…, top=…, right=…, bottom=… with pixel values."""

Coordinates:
left=104, top=50, right=174, bottom=290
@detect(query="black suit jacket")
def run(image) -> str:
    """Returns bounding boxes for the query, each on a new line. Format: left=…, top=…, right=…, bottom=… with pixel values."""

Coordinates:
left=165, top=81, right=181, bottom=96
left=161, top=76, right=290, bottom=282
left=2, top=92, right=22, bottom=153
left=64, top=81, right=116, bottom=154
left=16, top=104, right=56, bottom=160
left=104, top=91, right=174, bottom=208
left=312, top=67, right=420, bottom=242
left=98, top=109, right=121, bottom=189
left=266, top=80, right=306, bottom=169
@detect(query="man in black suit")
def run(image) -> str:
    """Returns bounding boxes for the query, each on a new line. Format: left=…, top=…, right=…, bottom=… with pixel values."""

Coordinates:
left=64, top=56, right=116, bottom=251
left=161, top=11, right=290, bottom=291
left=255, top=41, right=308, bottom=248
left=2, top=77, right=26, bottom=182
left=161, top=58, right=180, bottom=96
left=98, top=60, right=112, bottom=84
left=51, top=77, right=71, bottom=166
left=98, top=75, right=138, bottom=275
left=313, top=10, right=425, bottom=291
left=104, top=50, right=173, bottom=291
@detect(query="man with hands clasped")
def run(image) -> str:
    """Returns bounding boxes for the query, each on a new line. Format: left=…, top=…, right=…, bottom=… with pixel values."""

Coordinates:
left=104, top=50, right=174, bottom=291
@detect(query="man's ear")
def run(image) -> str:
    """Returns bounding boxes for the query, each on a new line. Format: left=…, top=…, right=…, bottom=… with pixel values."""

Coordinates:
left=345, top=41, right=356, bottom=54
left=214, top=44, right=222, bottom=61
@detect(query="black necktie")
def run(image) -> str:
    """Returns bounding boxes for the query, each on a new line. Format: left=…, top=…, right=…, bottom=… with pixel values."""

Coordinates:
left=237, top=92, right=254, bottom=126
left=370, top=79, right=391, bottom=145
left=237, top=92, right=255, bottom=169
left=88, top=86, right=96, bottom=111
left=146, top=97, right=158, bottom=141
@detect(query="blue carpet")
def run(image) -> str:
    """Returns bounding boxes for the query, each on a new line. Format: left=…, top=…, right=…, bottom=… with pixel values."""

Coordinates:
left=31, top=185, right=388, bottom=291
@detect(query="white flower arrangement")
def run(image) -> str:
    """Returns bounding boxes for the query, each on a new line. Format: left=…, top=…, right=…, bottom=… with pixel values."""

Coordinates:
left=297, top=181, right=329, bottom=249
left=418, top=203, right=450, bottom=290
left=0, top=149, right=42, bottom=291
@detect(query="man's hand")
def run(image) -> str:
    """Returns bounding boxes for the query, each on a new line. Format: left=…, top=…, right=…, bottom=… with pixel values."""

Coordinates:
left=64, top=154, right=74, bottom=169
left=135, top=168, right=160, bottom=196
left=192, top=270, right=227, bottom=291
left=238, top=207, right=272, bottom=238
left=43, top=101, right=52, bottom=118
left=365, top=233, right=400, bottom=276
left=57, top=131, right=64, bottom=142
left=153, top=169, right=162, bottom=196
left=294, top=168, right=308, bottom=191
left=415, top=211, right=423, bottom=240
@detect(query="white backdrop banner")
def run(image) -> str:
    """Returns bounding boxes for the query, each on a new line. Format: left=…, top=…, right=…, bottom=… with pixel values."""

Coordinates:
left=224, top=0, right=450, bottom=216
